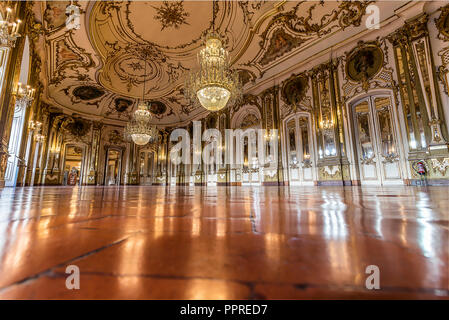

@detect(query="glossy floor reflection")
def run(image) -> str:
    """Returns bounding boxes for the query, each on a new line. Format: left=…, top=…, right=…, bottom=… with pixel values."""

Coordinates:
left=0, top=185, right=447, bottom=299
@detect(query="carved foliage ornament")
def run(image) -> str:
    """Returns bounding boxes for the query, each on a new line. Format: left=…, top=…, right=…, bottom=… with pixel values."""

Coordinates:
left=435, top=5, right=449, bottom=41
left=256, top=1, right=371, bottom=66
left=264, top=1, right=370, bottom=39
left=108, top=130, right=125, bottom=145
left=260, top=29, right=303, bottom=66
left=431, top=158, right=449, bottom=175
left=152, top=1, right=190, bottom=31
left=61, top=117, right=91, bottom=141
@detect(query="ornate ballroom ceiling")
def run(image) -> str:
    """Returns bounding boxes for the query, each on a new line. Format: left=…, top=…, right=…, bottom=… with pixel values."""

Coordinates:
left=30, top=0, right=400, bottom=127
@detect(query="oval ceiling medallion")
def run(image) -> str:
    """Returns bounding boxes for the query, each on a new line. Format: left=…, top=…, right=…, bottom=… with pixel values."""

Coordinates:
left=346, top=44, right=384, bottom=83
left=72, top=86, right=105, bottom=100
left=114, top=98, right=133, bottom=113
left=149, top=101, right=167, bottom=115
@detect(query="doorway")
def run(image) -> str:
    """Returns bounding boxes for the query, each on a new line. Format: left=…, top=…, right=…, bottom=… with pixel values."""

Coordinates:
left=104, top=149, right=122, bottom=186
left=139, top=150, right=154, bottom=185
left=63, top=145, right=83, bottom=186
left=351, top=95, right=402, bottom=185
left=285, top=114, right=314, bottom=185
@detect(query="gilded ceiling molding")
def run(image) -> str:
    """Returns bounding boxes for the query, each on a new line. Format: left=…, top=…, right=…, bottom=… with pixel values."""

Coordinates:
left=47, top=32, right=95, bottom=86
left=124, top=0, right=219, bottom=51
left=238, top=1, right=268, bottom=24
left=152, top=1, right=190, bottom=31
left=248, top=1, right=372, bottom=71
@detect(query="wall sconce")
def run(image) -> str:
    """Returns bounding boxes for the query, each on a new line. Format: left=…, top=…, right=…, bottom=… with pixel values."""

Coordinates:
left=14, top=82, right=35, bottom=105
left=28, top=120, right=42, bottom=131
left=34, top=133, right=45, bottom=143
left=320, top=119, right=334, bottom=136
left=0, top=7, right=21, bottom=48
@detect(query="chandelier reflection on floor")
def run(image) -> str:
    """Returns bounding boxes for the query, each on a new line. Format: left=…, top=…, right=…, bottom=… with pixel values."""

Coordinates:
left=124, top=52, right=157, bottom=146
left=185, top=3, right=241, bottom=111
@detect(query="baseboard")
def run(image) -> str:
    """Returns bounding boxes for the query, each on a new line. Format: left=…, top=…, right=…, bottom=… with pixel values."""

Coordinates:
left=408, top=179, right=449, bottom=186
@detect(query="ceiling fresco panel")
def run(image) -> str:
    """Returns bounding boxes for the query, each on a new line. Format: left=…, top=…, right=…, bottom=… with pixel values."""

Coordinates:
left=31, top=0, right=391, bottom=127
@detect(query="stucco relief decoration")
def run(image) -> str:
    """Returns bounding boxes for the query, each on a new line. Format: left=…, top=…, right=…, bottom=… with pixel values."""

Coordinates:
left=251, top=1, right=371, bottom=69
left=237, top=69, right=256, bottom=87
left=108, top=129, right=125, bottom=145
left=259, top=29, right=303, bottom=66
left=104, top=44, right=168, bottom=93
left=60, top=117, right=91, bottom=143
left=321, top=165, right=341, bottom=179
left=436, top=6, right=449, bottom=95
left=49, top=33, right=95, bottom=86
left=152, top=1, right=190, bottom=31
left=435, top=5, right=449, bottom=41
left=431, top=158, right=449, bottom=175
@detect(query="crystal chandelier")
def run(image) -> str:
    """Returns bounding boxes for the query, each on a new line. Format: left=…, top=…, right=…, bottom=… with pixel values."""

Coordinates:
left=124, top=53, right=157, bottom=146
left=125, top=101, right=157, bottom=146
left=0, top=7, right=21, bottom=48
left=185, top=4, right=240, bottom=111
left=14, top=82, right=35, bottom=105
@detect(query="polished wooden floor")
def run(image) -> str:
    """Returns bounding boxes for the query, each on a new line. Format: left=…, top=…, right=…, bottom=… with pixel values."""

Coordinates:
left=0, top=185, right=447, bottom=299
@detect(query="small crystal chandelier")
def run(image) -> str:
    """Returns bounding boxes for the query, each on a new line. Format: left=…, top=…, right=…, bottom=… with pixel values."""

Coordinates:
left=0, top=7, right=21, bottom=48
left=14, top=82, right=35, bottom=105
left=125, top=101, right=157, bottom=146
left=124, top=53, right=157, bottom=146
left=185, top=3, right=241, bottom=112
